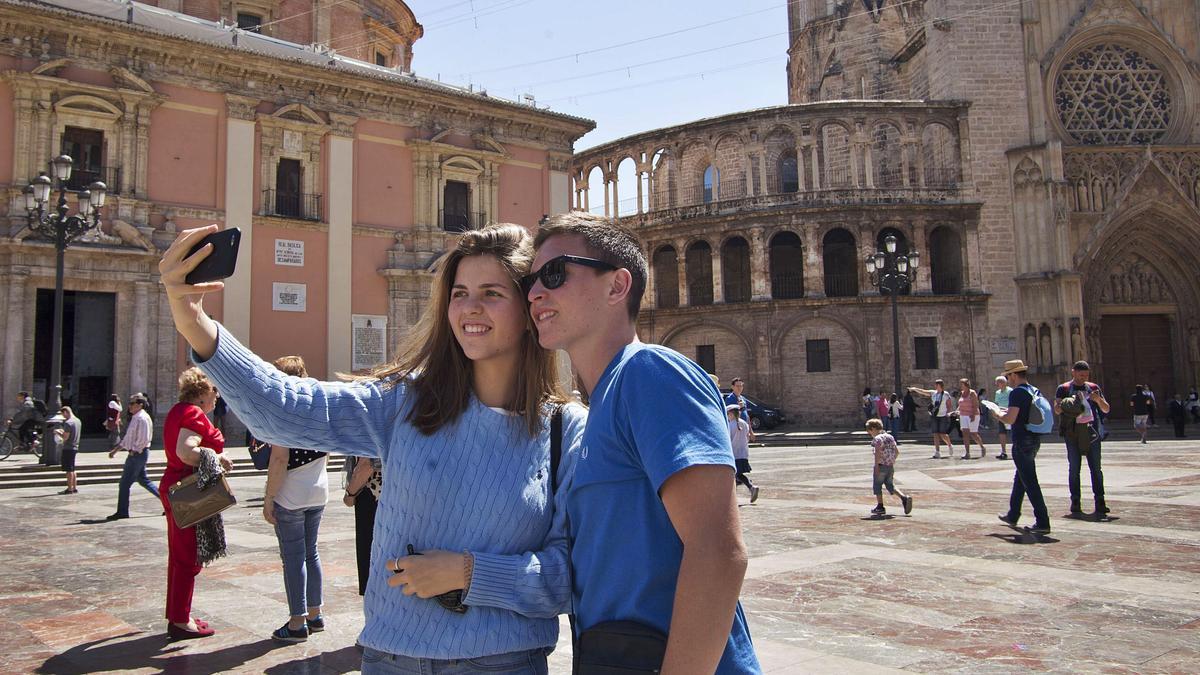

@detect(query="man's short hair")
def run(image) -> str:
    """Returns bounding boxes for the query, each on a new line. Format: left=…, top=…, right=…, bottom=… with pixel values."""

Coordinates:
left=730, top=377, right=744, bottom=386
left=534, top=211, right=647, bottom=320
left=1072, top=360, right=1090, bottom=371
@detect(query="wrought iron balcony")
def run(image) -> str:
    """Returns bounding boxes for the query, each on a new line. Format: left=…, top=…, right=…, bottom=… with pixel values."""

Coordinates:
left=262, top=189, right=322, bottom=221
left=440, top=209, right=488, bottom=233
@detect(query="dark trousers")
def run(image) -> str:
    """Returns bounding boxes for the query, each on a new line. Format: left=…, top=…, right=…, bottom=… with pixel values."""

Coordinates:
left=116, top=450, right=160, bottom=517
left=354, top=489, right=377, bottom=596
left=1005, top=434, right=1049, bottom=527
left=1065, top=434, right=1105, bottom=508
left=902, top=411, right=917, bottom=432
left=1172, top=419, right=1186, bottom=437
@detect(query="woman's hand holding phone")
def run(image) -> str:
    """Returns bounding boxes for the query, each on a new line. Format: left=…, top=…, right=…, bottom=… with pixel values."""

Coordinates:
left=159, top=225, right=224, bottom=360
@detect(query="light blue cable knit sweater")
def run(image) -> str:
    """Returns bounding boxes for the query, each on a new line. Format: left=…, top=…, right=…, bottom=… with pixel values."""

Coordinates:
left=196, top=323, right=585, bottom=659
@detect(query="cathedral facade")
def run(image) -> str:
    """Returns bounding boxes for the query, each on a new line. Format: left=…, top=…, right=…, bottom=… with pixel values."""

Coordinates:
left=571, top=0, right=1200, bottom=424
left=0, top=0, right=591, bottom=432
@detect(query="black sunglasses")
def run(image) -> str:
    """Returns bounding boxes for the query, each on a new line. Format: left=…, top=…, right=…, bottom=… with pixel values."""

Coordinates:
left=520, top=255, right=618, bottom=295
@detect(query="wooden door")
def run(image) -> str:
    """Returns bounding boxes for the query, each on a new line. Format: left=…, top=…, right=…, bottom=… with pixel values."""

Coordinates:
left=1099, top=314, right=1173, bottom=419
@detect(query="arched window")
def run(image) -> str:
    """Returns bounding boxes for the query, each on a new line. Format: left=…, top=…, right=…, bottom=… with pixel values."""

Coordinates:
left=819, top=124, right=853, bottom=188
left=921, top=123, right=959, bottom=187
left=769, top=231, right=804, bottom=299
left=653, top=246, right=679, bottom=309
left=1055, top=44, right=1172, bottom=145
left=822, top=228, right=858, bottom=297
left=876, top=227, right=911, bottom=295
left=872, top=123, right=903, bottom=187
left=778, top=151, right=799, bottom=193
left=686, top=241, right=714, bottom=305
left=721, top=237, right=752, bottom=303
left=703, top=165, right=718, bottom=203
left=929, top=225, right=963, bottom=294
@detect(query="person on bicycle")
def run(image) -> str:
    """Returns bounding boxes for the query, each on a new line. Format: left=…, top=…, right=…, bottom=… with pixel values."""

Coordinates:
left=6, top=391, right=42, bottom=447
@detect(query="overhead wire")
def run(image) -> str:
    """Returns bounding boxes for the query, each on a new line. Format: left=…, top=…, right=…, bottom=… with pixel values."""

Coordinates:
left=328, top=0, right=538, bottom=57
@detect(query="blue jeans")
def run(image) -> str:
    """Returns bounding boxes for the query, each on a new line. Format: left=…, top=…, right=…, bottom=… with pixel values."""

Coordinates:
left=361, top=647, right=550, bottom=675
left=885, top=417, right=900, bottom=435
left=116, top=450, right=159, bottom=517
left=273, top=504, right=325, bottom=617
left=1005, top=434, right=1049, bottom=527
left=1065, top=434, right=1105, bottom=507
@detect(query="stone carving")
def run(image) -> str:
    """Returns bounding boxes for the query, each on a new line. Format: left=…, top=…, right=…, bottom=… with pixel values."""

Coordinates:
left=76, top=226, right=123, bottom=246
left=1099, top=257, right=1171, bottom=304
left=1063, top=149, right=1200, bottom=213
left=1055, top=43, right=1172, bottom=145
left=1013, top=157, right=1042, bottom=189
left=109, top=219, right=156, bottom=252
left=1070, top=319, right=1084, bottom=362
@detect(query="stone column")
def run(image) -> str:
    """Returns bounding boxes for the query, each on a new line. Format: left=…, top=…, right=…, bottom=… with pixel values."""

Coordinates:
left=130, top=282, right=150, bottom=395
left=803, top=222, right=822, bottom=298
left=757, top=150, right=768, bottom=196
left=327, top=114, right=357, bottom=377
left=859, top=224, right=877, bottom=295
left=862, top=143, right=875, bottom=188
left=809, top=145, right=821, bottom=190
left=611, top=173, right=619, bottom=219
left=711, top=239, right=725, bottom=304
left=675, top=237, right=689, bottom=306
left=750, top=228, right=770, bottom=301
left=2, top=270, right=29, bottom=403
left=635, top=171, right=644, bottom=215
left=912, top=221, right=932, bottom=293
left=642, top=243, right=656, bottom=310
left=221, top=94, right=259, bottom=343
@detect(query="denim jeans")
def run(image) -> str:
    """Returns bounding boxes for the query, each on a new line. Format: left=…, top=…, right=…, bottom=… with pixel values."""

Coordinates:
left=1005, top=434, right=1049, bottom=527
left=1065, top=434, right=1105, bottom=507
left=885, top=417, right=900, bottom=435
left=361, top=646, right=550, bottom=675
left=116, top=450, right=159, bottom=517
left=273, top=504, right=324, bottom=617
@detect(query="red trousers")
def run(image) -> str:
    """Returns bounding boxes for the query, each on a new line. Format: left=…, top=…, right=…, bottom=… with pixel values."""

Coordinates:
left=162, top=492, right=202, bottom=623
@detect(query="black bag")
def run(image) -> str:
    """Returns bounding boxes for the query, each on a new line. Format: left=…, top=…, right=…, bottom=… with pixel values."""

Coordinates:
left=248, top=438, right=271, bottom=471
left=575, top=621, right=667, bottom=674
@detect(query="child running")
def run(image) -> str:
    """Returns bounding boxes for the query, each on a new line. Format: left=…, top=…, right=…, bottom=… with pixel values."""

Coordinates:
left=727, top=404, right=759, bottom=504
left=866, top=418, right=913, bottom=516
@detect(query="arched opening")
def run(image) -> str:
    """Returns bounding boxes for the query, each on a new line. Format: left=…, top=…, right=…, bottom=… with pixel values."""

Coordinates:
left=686, top=241, right=714, bottom=305
left=702, top=165, right=718, bottom=203
left=721, top=237, right=752, bottom=303
left=778, top=150, right=799, bottom=193
left=819, top=123, right=853, bottom=188
left=872, top=123, right=903, bottom=187
left=585, top=165, right=605, bottom=215
left=769, top=231, right=804, bottom=299
left=614, top=156, right=637, bottom=218
left=650, top=148, right=672, bottom=211
left=921, top=123, right=959, bottom=187
left=822, top=228, right=858, bottom=297
left=929, top=225, right=963, bottom=294
left=876, top=227, right=911, bottom=295
left=653, top=245, right=679, bottom=309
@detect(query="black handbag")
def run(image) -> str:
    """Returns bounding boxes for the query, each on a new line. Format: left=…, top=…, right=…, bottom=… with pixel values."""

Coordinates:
left=575, top=621, right=667, bottom=674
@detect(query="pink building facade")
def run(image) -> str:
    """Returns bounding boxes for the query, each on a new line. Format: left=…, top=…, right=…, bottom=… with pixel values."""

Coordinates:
left=0, top=0, right=592, bottom=435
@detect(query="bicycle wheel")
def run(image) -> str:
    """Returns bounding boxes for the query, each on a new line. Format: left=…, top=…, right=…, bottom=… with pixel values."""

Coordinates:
left=30, top=438, right=42, bottom=458
left=0, top=436, right=13, bottom=460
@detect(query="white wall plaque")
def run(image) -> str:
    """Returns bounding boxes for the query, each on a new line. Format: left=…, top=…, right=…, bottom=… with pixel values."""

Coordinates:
left=283, top=129, right=303, bottom=155
left=272, top=283, right=307, bottom=312
left=352, top=314, right=388, bottom=371
left=274, top=238, right=305, bottom=267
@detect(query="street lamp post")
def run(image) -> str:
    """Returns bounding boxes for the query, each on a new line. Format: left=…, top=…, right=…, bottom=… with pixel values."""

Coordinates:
left=865, top=234, right=919, bottom=402
left=23, top=155, right=107, bottom=417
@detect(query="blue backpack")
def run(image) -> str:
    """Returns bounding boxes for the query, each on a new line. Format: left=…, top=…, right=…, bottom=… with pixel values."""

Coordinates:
left=1020, top=384, right=1055, bottom=434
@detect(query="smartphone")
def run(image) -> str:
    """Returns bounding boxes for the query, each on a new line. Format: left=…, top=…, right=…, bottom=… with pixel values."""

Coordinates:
left=184, top=227, right=241, bottom=285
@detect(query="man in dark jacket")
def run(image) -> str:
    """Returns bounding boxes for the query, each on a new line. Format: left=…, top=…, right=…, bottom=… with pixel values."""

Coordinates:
left=1055, top=361, right=1111, bottom=519
left=1167, top=394, right=1187, bottom=438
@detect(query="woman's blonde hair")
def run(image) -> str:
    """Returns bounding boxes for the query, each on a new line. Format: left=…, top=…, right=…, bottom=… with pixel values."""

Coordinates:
left=178, top=367, right=214, bottom=403
left=365, top=223, right=564, bottom=436
left=273, top=355, right=308, bottom=378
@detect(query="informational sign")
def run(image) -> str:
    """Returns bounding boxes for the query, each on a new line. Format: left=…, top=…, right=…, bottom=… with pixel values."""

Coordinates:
left=352, top=314, right=388, bottom=371
left=990, top=336, right=1019, bottom=368
left=272, top=283, right=307, bottom=312
left=275, top=239, right=304, bottom=267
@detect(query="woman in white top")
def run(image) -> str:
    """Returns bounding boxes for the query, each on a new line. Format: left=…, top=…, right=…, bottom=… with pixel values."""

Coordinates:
left=908, top=379, right=958, bottom=459
left=262, top=355, right=330, bottom=643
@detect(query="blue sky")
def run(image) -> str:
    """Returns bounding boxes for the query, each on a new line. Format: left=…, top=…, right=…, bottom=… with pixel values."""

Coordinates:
left=404, top=0, right=790, bottom=151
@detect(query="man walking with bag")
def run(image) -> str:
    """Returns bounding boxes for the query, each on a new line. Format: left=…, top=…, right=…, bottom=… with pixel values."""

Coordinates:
left=1055, top=361, right=1111, bottom=519
left=526, top=212, right=760, bottom=674
left=995, top=360, right=1052, bottom=534
left=107, top=393, right=160, bottom=520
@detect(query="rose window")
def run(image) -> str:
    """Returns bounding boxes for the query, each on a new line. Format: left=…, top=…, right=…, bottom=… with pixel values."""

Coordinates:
left=1055, top=44, right=1172, bottom=145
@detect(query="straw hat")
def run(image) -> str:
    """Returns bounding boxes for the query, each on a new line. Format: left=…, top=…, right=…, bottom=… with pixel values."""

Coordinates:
left=1001, top=359, right=1029, bottom=375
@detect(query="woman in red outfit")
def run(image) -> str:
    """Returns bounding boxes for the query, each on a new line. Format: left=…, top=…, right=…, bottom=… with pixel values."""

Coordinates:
left=160, top=367, right=233, bottom=640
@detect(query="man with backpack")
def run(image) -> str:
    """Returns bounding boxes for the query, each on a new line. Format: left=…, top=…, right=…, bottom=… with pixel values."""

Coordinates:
left=1055, top=361, right=1111, bottom=519
left=995, top=360, right=1052, bottom=534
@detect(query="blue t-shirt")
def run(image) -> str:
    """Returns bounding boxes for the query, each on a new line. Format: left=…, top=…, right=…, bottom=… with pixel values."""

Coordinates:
left=724, top=391, right=751, bottom=424
left=570, top=343, right=760, bottom=674
left=1008, top=385, right=1034, bottom=443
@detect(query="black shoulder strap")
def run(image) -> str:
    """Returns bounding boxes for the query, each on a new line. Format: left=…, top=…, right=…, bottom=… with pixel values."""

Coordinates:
left=550, top=405, right=563, bottom=494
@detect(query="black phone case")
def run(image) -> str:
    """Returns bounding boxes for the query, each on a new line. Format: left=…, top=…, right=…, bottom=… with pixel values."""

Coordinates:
left=184, top=228, right=241, bottom=285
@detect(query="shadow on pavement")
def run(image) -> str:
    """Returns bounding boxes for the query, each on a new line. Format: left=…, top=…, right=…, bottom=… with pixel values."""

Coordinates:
left=262, top=645, right=363, bottom=674
left=987, top=531, right=1061, bottom=545
left=36, top=632, right=287, bottom=674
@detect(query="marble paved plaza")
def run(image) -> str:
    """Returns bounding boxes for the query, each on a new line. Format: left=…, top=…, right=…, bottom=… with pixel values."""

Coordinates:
left=1, top=435, right=1198, bottom=674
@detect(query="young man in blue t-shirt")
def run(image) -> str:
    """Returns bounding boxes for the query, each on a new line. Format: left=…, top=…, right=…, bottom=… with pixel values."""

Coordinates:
left=995, top=360, right=1051, bottom=533
left=526, top=212, right=760, bottom=674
